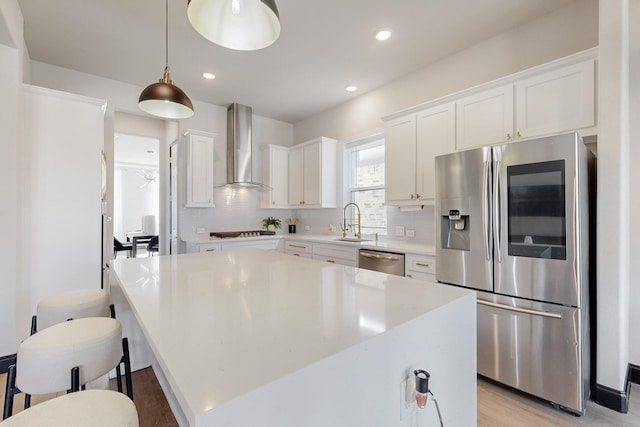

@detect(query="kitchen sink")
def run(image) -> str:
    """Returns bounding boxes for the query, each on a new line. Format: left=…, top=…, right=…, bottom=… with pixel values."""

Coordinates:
left=336, top=237, right=372, bottom=242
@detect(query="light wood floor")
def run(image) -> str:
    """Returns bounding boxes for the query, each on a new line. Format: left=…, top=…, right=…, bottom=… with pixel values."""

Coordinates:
left=1, top=369, right=638, bottom=426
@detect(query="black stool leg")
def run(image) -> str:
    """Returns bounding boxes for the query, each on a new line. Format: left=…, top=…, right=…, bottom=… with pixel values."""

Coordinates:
left=23, top=394, right=31, bottom=410
left=116, top=364, right=123, bottom=393
left=30, top=315, right=37, bottom=335
left=3, top=364, right=18, bottom=419
left=122, top=337, right=133, bottom=400
left=70, top=366, right=80, bottom=393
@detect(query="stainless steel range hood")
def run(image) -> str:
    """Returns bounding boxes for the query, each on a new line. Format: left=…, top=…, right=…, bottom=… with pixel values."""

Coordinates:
left=226, top=103, right=263, bottom=188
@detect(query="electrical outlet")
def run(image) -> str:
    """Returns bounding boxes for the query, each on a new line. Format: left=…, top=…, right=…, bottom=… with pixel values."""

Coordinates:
left=395, top=226, right=405, bottom=237
left=406, top=229, right=415, bottom=238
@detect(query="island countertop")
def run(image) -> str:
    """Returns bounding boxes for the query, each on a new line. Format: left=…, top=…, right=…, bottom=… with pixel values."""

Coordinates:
left=112, top=249, right=475, bottom=426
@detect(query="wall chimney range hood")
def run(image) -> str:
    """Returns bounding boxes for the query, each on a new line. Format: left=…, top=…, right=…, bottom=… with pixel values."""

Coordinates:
left=225, top=103, right=265, bottom=188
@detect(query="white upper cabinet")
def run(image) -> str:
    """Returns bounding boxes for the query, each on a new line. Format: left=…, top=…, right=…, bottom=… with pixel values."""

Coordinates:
left=385, top=114, right=417, bottom=204
left=385, top=103, right=455, bottom=205
left=288, top=137, right=336, bottom=208
left=261, top=144, right=289, bottom=209
left=184, top=130, right=215, bottom=207
left=515, top=60, right=596, bottom=139
left=455, top=58, right=596, bottom=151
left=416, top=103, right=456, bottom=201
left=456, top=84, right=514, bottom=151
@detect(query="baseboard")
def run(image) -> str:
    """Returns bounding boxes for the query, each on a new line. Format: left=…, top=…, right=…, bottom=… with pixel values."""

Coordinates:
left=592, top=368, right=631, bottom=413
left=0, top=354, right=17, bottom=374
left=630, top=364, right=640, bottom=384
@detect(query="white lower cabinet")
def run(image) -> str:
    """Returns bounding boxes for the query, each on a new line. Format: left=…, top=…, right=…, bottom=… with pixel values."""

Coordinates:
left=405, top=254, right=436, bottom=281
left=284, top=240, right=313, bottom=259
left=312, top=243, right=358, bottom=267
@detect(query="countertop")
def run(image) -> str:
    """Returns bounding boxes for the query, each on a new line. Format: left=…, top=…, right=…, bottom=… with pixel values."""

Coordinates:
left=112, top=249, right=469, bottom=425
left=182, top=233, right=436, bottom=256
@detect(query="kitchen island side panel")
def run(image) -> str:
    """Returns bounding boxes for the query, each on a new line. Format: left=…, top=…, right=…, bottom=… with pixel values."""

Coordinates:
left=199, top=293, right=476, bottom=427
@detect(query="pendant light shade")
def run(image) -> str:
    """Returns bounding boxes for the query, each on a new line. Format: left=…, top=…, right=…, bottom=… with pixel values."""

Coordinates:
left=139, top=66, right=194, bottom=119
left=187, top=0, right=280, bottom=51
left=138, top=0, right=194, bottom=119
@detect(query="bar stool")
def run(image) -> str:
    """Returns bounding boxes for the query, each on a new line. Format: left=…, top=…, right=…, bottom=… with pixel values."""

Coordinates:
left=30, top=289, right=133, bottom=400
left=0, top=390, right=138, bottom=426
left=3, top=317, right=125, bottom=419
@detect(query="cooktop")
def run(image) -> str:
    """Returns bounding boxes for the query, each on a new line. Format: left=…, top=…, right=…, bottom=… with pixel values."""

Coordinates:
left=210, top=230, right=276, bottom=238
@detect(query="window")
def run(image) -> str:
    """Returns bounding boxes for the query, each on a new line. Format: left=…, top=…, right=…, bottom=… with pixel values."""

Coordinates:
left=345, top=136, right=386, bottom=236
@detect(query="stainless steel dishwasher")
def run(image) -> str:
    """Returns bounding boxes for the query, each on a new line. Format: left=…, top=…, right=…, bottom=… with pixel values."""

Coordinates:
left=358, top=249, right=405, bottom=276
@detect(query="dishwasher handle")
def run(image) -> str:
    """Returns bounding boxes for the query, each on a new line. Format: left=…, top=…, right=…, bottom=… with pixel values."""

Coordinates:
left=359, top=251, right=401, bottom=261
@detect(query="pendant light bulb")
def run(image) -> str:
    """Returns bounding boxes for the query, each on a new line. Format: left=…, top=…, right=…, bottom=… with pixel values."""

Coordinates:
left=139, top=0, right=194, bottom=119
left=187, top=0, right=280, bottom=51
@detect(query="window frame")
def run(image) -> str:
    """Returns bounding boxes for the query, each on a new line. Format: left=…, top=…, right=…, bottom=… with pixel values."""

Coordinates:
left=344, top=133, right=386, bottom=236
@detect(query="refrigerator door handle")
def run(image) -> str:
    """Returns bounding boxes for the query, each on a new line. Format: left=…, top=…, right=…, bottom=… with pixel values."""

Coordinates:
left=477, top=299, right=562, bottom=319
left=492, top=149, right=502, bottom=263
left=483, top=157, right=491, bottom=261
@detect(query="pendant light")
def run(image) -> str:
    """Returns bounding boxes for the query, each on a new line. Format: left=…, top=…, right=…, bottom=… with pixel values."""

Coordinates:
left=187, top=0, right=280, bottom=51
left=138, top=0, right=194, bottom=119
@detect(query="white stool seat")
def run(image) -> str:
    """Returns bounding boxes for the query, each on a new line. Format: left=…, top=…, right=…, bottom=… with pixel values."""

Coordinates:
left=17, top=317, right=122, bottom=394
left=0, top=390, right=138, bottom=427
left=37, top=289, right=110, bottom=331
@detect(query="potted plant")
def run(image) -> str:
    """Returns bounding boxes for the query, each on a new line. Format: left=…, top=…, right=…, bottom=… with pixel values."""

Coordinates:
left=262, top=216, right=281, bottom=231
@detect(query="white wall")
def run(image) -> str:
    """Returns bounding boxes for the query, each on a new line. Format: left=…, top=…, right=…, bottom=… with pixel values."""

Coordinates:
left=114, top=166, right=160, bottom=240
left=628, top=0, right=640, bottom=368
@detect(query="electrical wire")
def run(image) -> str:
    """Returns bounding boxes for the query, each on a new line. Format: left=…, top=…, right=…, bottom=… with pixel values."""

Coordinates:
left=429, top=390, right=444, bottom=427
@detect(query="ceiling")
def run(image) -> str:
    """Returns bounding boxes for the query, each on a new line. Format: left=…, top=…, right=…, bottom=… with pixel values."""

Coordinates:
left=18, top=0, right=575, bottom=124
left=115, top=133, right=160, bottom=167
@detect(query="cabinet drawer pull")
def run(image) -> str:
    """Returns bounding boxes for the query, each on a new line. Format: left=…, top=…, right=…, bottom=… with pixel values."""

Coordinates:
left=327, top=259, right=335, bottom=263
left=415, top=262, right=430, bottom=267
left=292, top=253, right=300, bottom=256
left=406, top=274, right=413, bottom=278
left=205, top=249, right=216, bottom=252
left=289, top=244, right=307, bottom=249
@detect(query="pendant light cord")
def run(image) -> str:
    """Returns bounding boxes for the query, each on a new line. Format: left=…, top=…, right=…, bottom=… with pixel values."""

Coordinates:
left=165, top=0, right=169, bottom=68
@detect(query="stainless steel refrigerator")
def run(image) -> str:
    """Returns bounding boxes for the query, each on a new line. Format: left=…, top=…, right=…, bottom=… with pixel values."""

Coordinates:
left=435, top=132, right=595, bottom=415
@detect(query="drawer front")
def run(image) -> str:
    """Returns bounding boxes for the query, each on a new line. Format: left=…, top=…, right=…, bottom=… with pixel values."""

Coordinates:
left=224, top=239, right=279, bottom=251
left=284, top=240, right=313, bottom=255
left=313, top=255, right=358, bottom=267
left=405, top=271, right=433, bottom=281
left=406, top=254, right=436, bottom=275
left=313, top=243, right=358, bottom=262
left=197, top=243, right=221, bottom=253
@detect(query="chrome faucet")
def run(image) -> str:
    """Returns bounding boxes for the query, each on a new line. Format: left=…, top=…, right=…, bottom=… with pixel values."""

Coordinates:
left=342, top=202, right=361, bottom=239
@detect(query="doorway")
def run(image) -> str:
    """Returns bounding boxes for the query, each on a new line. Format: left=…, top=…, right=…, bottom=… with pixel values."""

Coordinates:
left=114, top=133, right=160, bottom=257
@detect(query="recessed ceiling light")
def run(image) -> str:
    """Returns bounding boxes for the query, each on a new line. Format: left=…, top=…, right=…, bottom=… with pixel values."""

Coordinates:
left=202, top=72, right=216, bottom=80
left=345, top=85, right=358, bottom=92
left=375, top=29, right=392, bottom=41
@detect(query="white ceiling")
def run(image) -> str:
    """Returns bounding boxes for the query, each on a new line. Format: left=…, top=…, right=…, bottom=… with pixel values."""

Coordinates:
left=18, top=0, right=575, bottom=124
left=115, top=133, right=160, bottom=167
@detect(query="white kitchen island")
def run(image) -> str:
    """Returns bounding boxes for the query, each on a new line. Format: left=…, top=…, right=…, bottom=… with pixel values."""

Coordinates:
left=112, top=249, right=476, bottom=426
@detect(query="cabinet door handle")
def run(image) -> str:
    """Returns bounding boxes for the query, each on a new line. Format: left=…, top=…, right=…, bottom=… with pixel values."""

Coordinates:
left=292, top=253, right=300, bottom=257
left=410, top=194, right=415, bottom=199
left=516, top=131, right=521, bottom=138
left=506, top=133, right=512, bottom=140
left=327, top=260, right=335, bottom=263
left=415, top=262, right=430, bottom=267
left=272, top=201, right=275, bottom=205
left=416, top=193, right=421, bottom=199
left=406, top=274, right=413, bottom=278
left=205, top=249, right=216, bottom=252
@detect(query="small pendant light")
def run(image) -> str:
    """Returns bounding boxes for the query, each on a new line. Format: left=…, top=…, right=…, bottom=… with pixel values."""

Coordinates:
left=139, top=0, right=194, bottom=119
left=187, top=0, right=280, bottom=51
